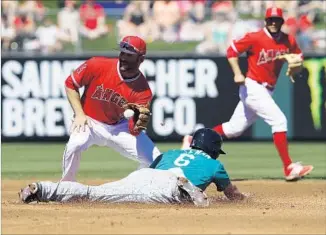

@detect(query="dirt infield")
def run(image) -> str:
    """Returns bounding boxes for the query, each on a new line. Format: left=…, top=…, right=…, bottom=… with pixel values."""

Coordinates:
left=2, top=179, right=325, bottom=234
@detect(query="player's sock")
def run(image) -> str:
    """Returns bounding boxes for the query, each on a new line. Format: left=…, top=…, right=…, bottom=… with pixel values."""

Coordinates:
left=213, top=124, right=225, bottom=137
left=273, top=132, right=293, bottom=173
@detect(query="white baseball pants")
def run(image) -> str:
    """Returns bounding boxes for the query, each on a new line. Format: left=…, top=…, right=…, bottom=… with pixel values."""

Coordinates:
left=62, top=117, right=161, bottom=181
left=36, top=169, right=185, bottom=204
left=222, top=78, right=287, bottom=138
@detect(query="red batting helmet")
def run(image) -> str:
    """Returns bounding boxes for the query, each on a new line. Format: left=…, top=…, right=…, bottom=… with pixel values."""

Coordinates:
left=265, top=7, right=284, bottom=20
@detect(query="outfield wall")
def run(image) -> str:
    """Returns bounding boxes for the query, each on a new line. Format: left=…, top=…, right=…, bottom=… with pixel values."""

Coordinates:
left=1, top=54, right=325, bottom=142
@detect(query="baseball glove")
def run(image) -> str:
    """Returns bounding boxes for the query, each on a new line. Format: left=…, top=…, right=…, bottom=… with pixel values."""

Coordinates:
left=275, top=53, right=303, bottom=83
left=123, top=103, right=151, bottom=131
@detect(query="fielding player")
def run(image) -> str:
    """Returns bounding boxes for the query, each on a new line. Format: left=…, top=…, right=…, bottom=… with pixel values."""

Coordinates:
left=62, top=35, right=161, bottom=181
left=182, top=7, right=313, bottom=181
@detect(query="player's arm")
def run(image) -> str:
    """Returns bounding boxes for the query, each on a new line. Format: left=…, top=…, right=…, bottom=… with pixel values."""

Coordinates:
left=228, top=57, right=245, bottom=85
left=213, top=164, right=247, bottom=201
left=226, top=33, right=253, bottom=85
left=65, top=87, right=85, bottom=120
left=65, top=58, right=97, bottom=132
left=223, top=183, right=247, bottom=201
left=216, top=179, right=247, bottom=201
left=275, top=37, right=304, bottom=83
left=289, top=36, right=304, bottom=74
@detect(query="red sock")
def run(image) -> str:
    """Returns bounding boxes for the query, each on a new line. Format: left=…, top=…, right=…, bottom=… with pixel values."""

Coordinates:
left=213, top=124, right=225, bottom=137
left=273, top=132, right=292, bottom=169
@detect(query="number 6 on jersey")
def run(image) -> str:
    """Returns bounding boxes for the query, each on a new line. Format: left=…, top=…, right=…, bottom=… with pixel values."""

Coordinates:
left=174, top=153, right=195, bottom=167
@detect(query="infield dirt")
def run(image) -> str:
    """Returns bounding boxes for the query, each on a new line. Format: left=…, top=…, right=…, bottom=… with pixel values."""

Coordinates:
left=2, top=179, right=325, bottom=234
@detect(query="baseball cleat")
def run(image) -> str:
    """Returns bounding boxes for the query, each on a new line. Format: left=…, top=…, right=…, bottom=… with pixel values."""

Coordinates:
left=177, top=177, right=209, bottom=207
left=181, top=135, right=193, bottom=150
left=285, top=162, right=314, bottom=181
left=18, top=183, right=39, bottom=203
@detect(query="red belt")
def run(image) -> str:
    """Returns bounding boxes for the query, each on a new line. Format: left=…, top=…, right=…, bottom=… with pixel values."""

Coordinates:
left=256, top=81, right=275, bottom=91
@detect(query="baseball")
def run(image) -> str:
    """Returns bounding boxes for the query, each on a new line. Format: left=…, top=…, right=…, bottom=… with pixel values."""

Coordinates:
left=123, top=109, right=135, bottom=119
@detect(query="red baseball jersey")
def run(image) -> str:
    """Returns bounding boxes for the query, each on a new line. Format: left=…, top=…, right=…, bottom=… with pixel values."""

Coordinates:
left=65, top=57, right=152, bottom=135
left=227, top=28, right=302, bottom=86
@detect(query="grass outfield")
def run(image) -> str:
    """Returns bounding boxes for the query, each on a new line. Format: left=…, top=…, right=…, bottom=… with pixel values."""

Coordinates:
left=1, top=142, right=325, bottom=180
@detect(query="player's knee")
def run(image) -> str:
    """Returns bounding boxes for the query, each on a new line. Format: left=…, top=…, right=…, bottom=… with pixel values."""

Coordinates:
left=65, top=136, right=90, bottom=154
left=223, top=122, right=247, bottom=138
left=271, top=115, right=287, bottom=133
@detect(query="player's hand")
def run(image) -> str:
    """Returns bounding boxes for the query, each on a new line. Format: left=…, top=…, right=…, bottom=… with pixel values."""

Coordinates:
left=70, top=114, right=93, bottom=133
left=234, top=74, right=246, bottom=85
left=123, top=103, right=151, bottom=131
left=274, top=53, right=303, bottom=83
left=223, top=184, right=250, bottom=201
left=239, top=192, right=251, bottom=201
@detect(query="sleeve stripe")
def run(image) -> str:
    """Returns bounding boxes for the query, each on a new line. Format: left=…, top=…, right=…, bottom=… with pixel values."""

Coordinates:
left=231, top=41, right=239, bottom=54
left=71, top=72, right=81, bottom=88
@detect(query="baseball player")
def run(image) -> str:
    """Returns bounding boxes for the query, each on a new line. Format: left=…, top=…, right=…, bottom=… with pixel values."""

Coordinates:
left=182, top=7, right=313, bottom=181
left=19, top=128, right=248, bottom=206
left=62, top=35, right=161, bottom=181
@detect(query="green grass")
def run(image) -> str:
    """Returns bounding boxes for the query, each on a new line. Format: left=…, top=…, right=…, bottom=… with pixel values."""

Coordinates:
left=2, top=142, right=325, bottom=180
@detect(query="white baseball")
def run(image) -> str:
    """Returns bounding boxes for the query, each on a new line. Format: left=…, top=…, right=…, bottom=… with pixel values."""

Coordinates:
left=123, top=109, right=135, bottom=119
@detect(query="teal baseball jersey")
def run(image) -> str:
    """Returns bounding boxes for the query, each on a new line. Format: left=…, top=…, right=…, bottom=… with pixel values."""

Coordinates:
left=154, top=149, right=230, bottom=191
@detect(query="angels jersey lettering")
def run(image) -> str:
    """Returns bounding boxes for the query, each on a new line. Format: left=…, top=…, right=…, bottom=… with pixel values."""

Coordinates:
left=230, top=28, right=302, bottom=86
left=65, top=57, right=152, bottom=125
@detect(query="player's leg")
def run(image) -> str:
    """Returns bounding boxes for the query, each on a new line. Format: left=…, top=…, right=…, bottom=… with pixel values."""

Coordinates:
left=19, top=181, right=90, bottom=203
left=88, top=168, right=189, bottom=204
left=18, top=170, right=204, bottom=205
left=182, top=99, right=258, bottom=149
left=215, top=100, right=258, bottom=138
left=62, top=118, right=104, bottom=181
left=106, top=120, right=161, bottom=167
left=242, top=79, right=313, bottom=180
left=61, top=130, right=94, bottom=181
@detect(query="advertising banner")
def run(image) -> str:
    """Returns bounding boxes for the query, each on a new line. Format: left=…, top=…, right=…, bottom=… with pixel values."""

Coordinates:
left=293, top=56, right=326, bottom=140
left=1, top=55, right=250, bottom=142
